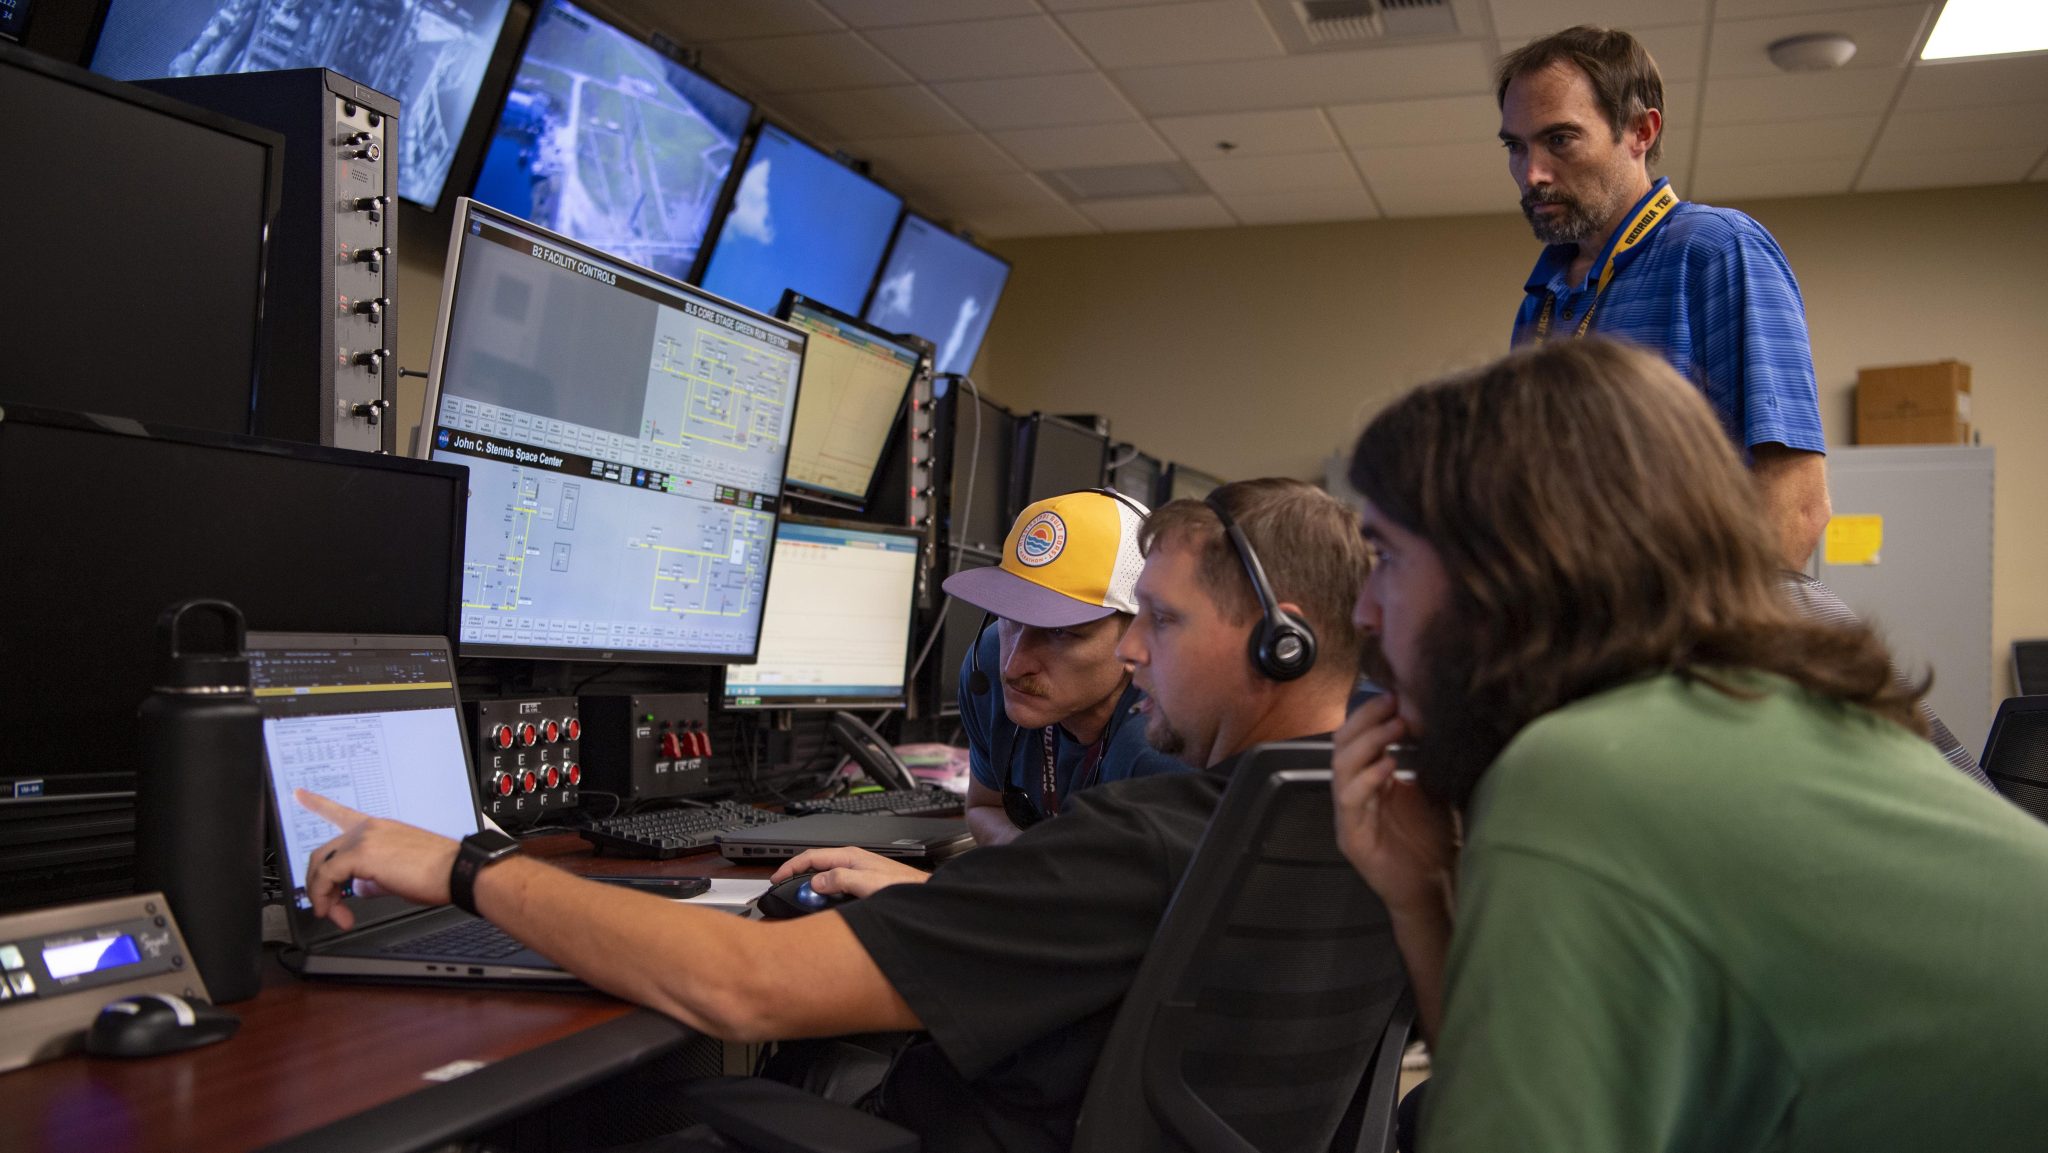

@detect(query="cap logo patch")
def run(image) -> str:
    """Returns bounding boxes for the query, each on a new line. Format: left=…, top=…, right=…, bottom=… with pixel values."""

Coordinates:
left=1016, top=511, right=1067, bottom=567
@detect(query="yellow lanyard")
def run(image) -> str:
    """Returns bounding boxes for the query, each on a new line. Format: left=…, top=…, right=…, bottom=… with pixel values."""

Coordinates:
left=1533, top=184, right=1680, bottom=341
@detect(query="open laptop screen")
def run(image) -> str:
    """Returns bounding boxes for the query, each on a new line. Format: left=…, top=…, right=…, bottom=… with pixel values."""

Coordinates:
left=247, top=636, right=480, bottom=910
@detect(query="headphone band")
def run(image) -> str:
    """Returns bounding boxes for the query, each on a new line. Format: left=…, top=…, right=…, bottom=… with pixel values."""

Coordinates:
left=1205, top=495, right=1286, bottom=624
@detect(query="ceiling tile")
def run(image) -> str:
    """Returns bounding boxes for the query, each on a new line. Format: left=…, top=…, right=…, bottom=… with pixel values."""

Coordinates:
left=839, top=133, right=1022, bottom=181
left=1715, top=0, right=1929, bottom=17
left=703, top=32, right=912, bottom=93
left=1897, top=55, right=2048, bottom=111
left=866, top=15, right=1093, bottom=82
left=1858, top=146, right=2037, bottom=191
left=993, top=122, right=1179, bottom=168
left=1875, top=102, right=2048, bottom=155
left=1154, top=109, right=1340, bottom=159
left=1656, top=122, right=1694, bottom=178
left=1370, top=174, right=1517, bottom=218
left=605, top=0, right=842, bottom=41
left=965, top=200, right=1102, bottom=237
left=1352, top=141, right=1509, bottom=191
left=1328, top=93, right=1501, bottom=150
left=1489, top=0, right=1709, bottom=40
left=1115, top=39, right=1494, bottom=116
left=934, top=72, right=1139, bottom=129
left=901, top=171, right=1070, bottom=209
left=1690, top=155, right=1860, bottom=201
left=1706, top=5, right=1936, bottom=80
left=820, top=0, right=1038, bottom=28
left=768, top=85, right=971, bottom=138
left=1496, top=24, right=1707, bottom=83
left=1701, top=67, right=1902, bottom=124
left=1190, top=150, right=1363, bottom=195
left=1696, top=115, right=1881, bottom=167
left=1080, top=193, right=1237, bottom=231
left=1058, top=1, right=1285, bottom=69
left=1220, top=186, right=1381, bottom=225
left=1045, top=0, right=1212, bottom=10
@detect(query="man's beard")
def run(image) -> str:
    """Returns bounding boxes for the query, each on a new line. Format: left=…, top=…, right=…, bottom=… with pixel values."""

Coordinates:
left=1522, top=186, right=1603, bottom=245
left=1143, top=706, right=1191, bottom=762
left=1358, top=607, right=1512, bottom=810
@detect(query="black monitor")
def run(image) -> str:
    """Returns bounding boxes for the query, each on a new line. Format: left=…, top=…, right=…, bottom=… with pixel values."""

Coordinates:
left=89, top=0, right=515, bottom=210
left=775, top=292, right=928, bottom=511
left=934, top=548, right=999, bottom=717
left=1017, top=414, right=1109, bottom=510
left=418, top=198, right=805, bottom=665
left=941, top=383, right=1015, bottom=556
left=1109, top=446, right=1164, bottom=507
left=471, top=0, right=753, bottom=281
left=1164, top=462, right=1225, bottom=503
left=697, top=121, right=905, bottom=317
left=722, top=517, right=923, bottom=711
left=0, top=405, right=466, bottom=788
left=864, top=213, right=1012, bottom=377
left=1, top=41, right=278, bottom=437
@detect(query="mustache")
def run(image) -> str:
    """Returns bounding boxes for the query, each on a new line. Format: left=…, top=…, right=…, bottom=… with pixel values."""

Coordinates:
left=1520, top=186, right=1576, bottom=213
left=1002, top=677, right=1049, bottom=697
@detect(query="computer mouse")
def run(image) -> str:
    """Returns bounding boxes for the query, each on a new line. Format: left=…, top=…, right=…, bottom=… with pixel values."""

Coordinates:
left=85, top=992, right=241, bottom=1058
left=757, top=872, right=854, bottom=920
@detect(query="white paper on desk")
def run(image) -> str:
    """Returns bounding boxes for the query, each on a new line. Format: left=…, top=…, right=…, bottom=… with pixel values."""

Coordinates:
left=683, top=878, right=773, bottom=914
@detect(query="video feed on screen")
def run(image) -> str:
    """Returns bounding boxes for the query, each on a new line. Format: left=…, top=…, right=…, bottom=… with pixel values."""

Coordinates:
left=91, top=0, right=514, bottom=209
left=470, top=0, right=754, bottom=282
left=865, top=214, right=1011, bottom=377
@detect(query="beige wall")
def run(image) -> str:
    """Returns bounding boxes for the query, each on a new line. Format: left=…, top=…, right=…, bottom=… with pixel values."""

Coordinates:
left=979, top=182, right=2048, bottom=700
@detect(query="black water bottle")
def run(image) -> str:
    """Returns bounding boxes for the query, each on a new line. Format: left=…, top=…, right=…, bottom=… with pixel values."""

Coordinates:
left=134, top=599, right=266, bottom=1003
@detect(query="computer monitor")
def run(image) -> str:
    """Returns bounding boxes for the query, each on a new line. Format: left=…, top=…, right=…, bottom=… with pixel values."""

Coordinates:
left=0, top=404, right=466, bottom=788
left=933, top=548, right=998, bottom=716
left=418, top=198, right=804, bottom=664
left=722, top=517, right=923, bottom=710
left=697, top=122, right=905, bottom=317
left=471, top=0, right=753, bottom=281
left=1109, top=446, right=1164, bottom=508
left=2, top=41, right=277, bottom=438
left=864, top=213, right=1012, bottom=378
left=941, top=384, right=1016, bottom=556
left=1017, top=414, right=1109, bottom=510
left=89, top=0, right=514, bottom=210
left=775, top=291, right=928, bottom=510
left=1164, top=462, right=1225, bottom=503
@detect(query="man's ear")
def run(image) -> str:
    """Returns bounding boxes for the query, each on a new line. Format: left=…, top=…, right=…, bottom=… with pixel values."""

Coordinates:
left=1631, top=106, right=1662, bottom=162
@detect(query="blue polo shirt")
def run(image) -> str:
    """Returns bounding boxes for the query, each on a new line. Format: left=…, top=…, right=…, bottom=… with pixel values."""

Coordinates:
left=959, top=627, right=1187, bottom=816
left=1511, top=178, right=1826, bottom=457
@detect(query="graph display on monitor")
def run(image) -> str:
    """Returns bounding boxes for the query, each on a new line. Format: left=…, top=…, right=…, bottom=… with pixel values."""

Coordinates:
left=865, top=214, right=1011, bottom=377
left=1019, top=414, right=1108, bottom=509
left=697, top=123, right=903, bottom=317
left=420, top=199, right=804, bottom=663
left=89, top=0, right=513, bottom=210
left=723, top=518, right=922, bottom=710
left=777, top=293, right=925, bottom=508
left=470, top=0, right=752, bottom=282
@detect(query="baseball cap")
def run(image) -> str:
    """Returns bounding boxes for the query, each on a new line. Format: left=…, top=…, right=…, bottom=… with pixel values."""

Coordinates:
left=943, top=490, right=1149, bottom=628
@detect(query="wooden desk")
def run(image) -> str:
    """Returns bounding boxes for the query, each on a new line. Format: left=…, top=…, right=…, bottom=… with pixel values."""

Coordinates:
left=0, top=838, right=774, bottom=1153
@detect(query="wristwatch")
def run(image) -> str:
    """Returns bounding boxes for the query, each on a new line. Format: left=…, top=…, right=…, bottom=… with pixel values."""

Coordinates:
left=449, top=829, right=521, bottom=916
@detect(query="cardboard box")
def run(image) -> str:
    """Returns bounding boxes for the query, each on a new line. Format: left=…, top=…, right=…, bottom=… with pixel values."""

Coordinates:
left=1856, top=360, right=1971, bottom=445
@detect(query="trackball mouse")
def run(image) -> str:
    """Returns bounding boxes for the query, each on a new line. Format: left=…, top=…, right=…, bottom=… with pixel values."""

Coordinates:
left=86, top=992, right=241, bottom=1058
left=758, top=872, right=855, bottom=920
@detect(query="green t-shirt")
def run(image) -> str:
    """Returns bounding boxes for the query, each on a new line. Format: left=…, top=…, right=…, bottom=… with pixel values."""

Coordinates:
left=1424, top=673, right=2048, bottom=1152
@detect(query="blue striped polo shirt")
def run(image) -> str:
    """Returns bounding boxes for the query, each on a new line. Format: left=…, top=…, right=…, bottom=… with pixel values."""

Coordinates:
left=1510, top=178, right=1827, bottom=457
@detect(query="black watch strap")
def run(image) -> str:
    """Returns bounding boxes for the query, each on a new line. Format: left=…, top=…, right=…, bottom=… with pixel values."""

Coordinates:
left=450, top=830, right=521, bottom=916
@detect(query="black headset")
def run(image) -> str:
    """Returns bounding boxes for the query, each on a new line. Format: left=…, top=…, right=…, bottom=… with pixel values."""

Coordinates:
left=1205, top=494, right=1318, bottom=682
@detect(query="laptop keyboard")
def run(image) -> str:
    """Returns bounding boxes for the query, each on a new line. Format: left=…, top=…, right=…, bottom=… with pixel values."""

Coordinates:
left=785, top=788, right=964, bottom=818
left=579, top=801, right=794, bottom=860
left=382, top=917, right=528, bottom=960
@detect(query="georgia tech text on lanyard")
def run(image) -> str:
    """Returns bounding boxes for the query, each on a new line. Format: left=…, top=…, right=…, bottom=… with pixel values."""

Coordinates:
left=1533, top=184, right=1680, bottom=341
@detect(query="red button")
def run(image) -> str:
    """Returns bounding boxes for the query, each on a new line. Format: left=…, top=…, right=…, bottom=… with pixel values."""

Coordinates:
left=567, top=763, right=581, bottom=786
left=543, top=765, right=560, bottom=789
left=660, top=732, right=682, bottom=760
left=495, top=773, right=514, bottom=797
left=544, top=720, right=561, bottom=744
left=520, top=770, right=537, bottom=794
left=495, top=725, right=514, bottom=749
left=564, top=718, right=581, bottom=741
left=520, top=723, right=538, bottom=747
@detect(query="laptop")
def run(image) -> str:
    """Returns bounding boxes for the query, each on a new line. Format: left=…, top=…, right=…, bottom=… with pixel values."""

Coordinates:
left=717, top=813, right=973, bottom=863
left=248, top=632, right=577, bottom=986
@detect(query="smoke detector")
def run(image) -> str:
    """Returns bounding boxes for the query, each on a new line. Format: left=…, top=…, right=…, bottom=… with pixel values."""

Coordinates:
left=1767, top=33, right=1857, bottom=72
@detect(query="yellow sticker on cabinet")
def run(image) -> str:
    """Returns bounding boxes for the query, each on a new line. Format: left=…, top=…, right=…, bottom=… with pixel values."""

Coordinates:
left=1824, top=515, right=1883, bottom=566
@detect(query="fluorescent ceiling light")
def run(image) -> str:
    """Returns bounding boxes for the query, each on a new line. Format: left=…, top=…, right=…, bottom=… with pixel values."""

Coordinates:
left=1921, top=0, right=2048, bottom=60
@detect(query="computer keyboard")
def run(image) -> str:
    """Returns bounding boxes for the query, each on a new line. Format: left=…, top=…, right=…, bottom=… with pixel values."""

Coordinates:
left=579, top=801, right=794, bottom=860
left=384, top=917, right=527, bottom=960
left=785, top=789, right=965, bottom=818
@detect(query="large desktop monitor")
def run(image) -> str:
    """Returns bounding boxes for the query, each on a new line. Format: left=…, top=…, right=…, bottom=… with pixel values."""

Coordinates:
left=89, top=0, right=514, bottom=209
left=696, top=122, right=903, bottom=317
left=3, top=42, right=277, bottom=437
left=940, top=384, right=1015, bottom=556
left=418, top=198, right=805, bottom=664
left=775, top=291, right=927, bottom=510
left=470, top=0, right=753, bottom=282
left=1016, top=414, right=1109, bottom=510
left=722, top=517, right=923, bottom=710
left=1165, top=462, right=1225, bottom=503
left=864, top=213, right=1012, bottom=378
left=1109, top=445, right=1164, bottom=508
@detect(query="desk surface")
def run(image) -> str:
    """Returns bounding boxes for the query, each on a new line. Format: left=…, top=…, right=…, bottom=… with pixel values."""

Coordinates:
left=0, top=838, right=770, bottom=1153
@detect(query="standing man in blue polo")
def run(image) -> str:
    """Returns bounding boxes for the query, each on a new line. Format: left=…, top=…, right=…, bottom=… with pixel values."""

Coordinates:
left=1499, top=25, right=1831, bottom=569
left=945, top=490, right=1187, bottom=845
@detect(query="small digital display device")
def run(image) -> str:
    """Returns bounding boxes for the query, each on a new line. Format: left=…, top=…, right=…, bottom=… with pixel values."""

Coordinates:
left=864, top=213, right=1012, bottom=377
left=418, top=199, right=804, bottom=664
left=722, top=518, right=923, bottom=710
left=472, top=0, right=754, bottom=280
left=777, top=292, right=926, bottom=509
left=41, top=933, right=143, bottom=980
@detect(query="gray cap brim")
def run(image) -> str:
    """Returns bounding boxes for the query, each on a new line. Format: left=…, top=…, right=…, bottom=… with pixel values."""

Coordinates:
left=942, top=566, right=1119, bottom=629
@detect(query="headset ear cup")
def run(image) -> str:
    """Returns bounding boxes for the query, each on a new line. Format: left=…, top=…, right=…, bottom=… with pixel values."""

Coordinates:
left=1252, top=612, right=1318, bottom=681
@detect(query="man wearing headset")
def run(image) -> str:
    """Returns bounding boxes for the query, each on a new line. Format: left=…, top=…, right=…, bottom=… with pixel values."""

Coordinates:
left=295, top=478, right=1366, bottom=1153
left=945, top=489, right=1187, bottom=846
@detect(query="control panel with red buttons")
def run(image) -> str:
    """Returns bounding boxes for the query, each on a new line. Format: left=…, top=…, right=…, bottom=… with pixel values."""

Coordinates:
left=468, top=696, right=581, bottom=827
left=577, top=692, right=714, bottom=802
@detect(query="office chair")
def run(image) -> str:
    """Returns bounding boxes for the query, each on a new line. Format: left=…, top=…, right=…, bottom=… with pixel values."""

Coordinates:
left=665, top=740, right=1414, bottom=1153
left=2013, top=641, right=2048, bottom=698
left=1981, top=695, right=2048, bottom=825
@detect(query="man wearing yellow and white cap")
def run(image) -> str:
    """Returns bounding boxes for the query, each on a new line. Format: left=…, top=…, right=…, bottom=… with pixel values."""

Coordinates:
left=943, top=490, right=1188, bottom=846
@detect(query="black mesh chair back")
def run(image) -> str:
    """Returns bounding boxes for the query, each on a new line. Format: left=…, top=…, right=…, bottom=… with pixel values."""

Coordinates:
left=1983, top=695, right=2048, bottom=824
left=2013, top=642, right=2048, bottom=698
left=1072, top=741, right=1410, bottom=1153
